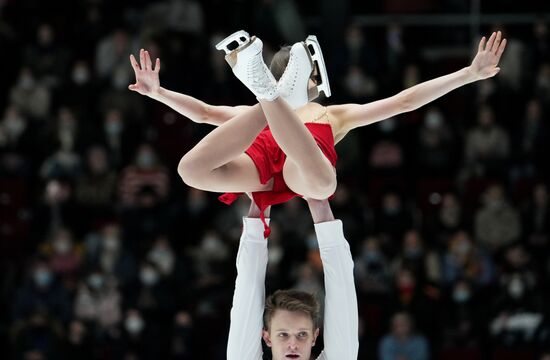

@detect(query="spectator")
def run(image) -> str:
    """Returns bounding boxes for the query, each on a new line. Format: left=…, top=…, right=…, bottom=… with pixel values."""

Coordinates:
left=118, top=143, right=170, bottom=208
left=355, top=236, right=392, bottom=295
left=75, top=145, right=118, bottom=228
left=86, top=222, right=137, bottom=289
left=391, top=230, right=441, bottom=286
left=379, top=312, right=429, bottom=360
left=73, top=270, right=123, bottom=331
left=415, top=107, right=456, bottom=174
left=474, top=184, right=521, bottom=252
left=522, top=183, right=550, bottom=267
left=463, top=105, right=510, bottom=179
left=12, top=257, right=72, bottom=324
left=441, top=230, right=495, bottom=286
left=41, top=227, right=82, bottom=286
left=9, top=67, right=51, bottom=121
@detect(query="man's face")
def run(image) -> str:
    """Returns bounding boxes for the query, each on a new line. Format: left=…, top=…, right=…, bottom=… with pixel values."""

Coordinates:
left=263, top=310, right=319, bottom=360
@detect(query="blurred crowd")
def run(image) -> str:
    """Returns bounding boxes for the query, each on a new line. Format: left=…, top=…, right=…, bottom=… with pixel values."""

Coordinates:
left=1, top=0, right=549, bottom=359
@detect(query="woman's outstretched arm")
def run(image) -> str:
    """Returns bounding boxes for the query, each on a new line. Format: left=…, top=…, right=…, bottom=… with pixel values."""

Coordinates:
left=329, top=31, right=507, bottom=138
left=129, top=49, right=251, bottom=126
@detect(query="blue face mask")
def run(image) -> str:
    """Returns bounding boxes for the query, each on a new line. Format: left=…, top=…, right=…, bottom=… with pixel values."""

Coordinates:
left=453, top=289, right=471, bottom=303
left=34, top=269, right=53, bottom=288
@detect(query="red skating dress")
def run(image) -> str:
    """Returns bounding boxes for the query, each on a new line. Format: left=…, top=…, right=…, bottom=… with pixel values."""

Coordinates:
left=218, top=122, right=337, bottom=238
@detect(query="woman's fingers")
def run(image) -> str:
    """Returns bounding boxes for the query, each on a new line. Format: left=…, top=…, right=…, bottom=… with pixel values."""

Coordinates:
left=491, top=31, right=502, bottom=53
left=478, top=36, right=486, bottom=53
left=130, top=54, right=141, bottom=72
left=139, top=49, right=146, bottom=69
left=145, top=50, right=152, bottom=71
left=496, top=38, right=507, bottom=59
left=485, top=32, right=496, bottom=51
left=154, top=58, right=161, bottom=73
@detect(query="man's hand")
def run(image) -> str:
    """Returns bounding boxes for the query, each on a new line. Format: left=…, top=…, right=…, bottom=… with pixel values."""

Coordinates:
left=128, top=49, right=161, bottom=97
left=304, top=197, right=335, bottom=224
left=468, top=31, right=507, bottom=81
left=246, top=193, right=270, bottom=218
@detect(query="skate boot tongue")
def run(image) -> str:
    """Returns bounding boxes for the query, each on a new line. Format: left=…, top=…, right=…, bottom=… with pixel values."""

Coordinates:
left=277, top=42, right=313, bottom=109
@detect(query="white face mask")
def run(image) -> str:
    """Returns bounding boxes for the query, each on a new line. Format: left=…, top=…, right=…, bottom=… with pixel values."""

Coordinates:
left=424, top=110, right=444, bottom=129
left=125, top=316, right=145, bottom=335
left=72, top=66, right=90, bottom=85
left=88, top=274, right=104, bottom=290
left=140, top=268, right=159, bottom=286
left=379, top=118, right=397, bottom=133
left=19, top=74, right=35, bottom=90
left=53, top=240, right=71, bottom=255
left=103, top=236, right=120, bottom=252
left=4, top=116, right=26, bottom=137
left=508, top=277, right=525, bottom=299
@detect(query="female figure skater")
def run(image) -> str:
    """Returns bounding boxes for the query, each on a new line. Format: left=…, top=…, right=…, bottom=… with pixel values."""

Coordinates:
left=129, top=31, right=506, bottom=234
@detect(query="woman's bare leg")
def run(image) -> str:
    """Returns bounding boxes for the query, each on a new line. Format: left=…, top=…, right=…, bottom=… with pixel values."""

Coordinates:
left=258, top=98, right=336, bottom=199
left=178, top=104, right=272, bottom=192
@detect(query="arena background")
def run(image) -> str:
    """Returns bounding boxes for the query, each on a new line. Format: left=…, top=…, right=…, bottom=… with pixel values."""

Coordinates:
left=0, top=0, right=549, bottom=359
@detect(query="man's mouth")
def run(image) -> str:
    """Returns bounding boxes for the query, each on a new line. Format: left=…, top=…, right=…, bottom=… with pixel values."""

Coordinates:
left=285, top=355, right=300, bottom=359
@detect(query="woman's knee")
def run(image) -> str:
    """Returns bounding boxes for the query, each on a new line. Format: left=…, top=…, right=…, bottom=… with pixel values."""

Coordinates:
left=177, top=155, right=203, bottom=187
left=305, top=170, right=337, bottom=199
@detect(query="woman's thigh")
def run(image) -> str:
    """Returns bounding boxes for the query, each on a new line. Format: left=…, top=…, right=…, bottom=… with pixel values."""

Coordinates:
left=282, top=156, right=336, bottom=199
left=181, top=153, right=273, bottom=193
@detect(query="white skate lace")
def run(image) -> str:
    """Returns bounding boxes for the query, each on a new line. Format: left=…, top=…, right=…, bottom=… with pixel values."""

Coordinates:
left=278, top=51, right=297, bottom=96
left=246, top=49, right=277, bottom=99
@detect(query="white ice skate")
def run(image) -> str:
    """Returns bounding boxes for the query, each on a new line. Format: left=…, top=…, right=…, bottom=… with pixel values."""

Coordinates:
left=215, top=31, right=278, bottom=101
left=278, top=35, right=332, bottom=109
left=277, top=42, right=314, bottom=109
left=215, top=30, right=251, bottom=54
left=304, top=35, right=331, bottom=98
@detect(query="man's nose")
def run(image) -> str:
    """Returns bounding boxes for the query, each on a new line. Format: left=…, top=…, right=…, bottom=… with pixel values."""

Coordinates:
left=288, top=336, right=299, bottom=349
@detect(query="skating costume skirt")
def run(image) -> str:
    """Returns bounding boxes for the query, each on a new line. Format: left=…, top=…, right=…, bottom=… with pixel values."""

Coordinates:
left=218, top=122, right=337, bottom=238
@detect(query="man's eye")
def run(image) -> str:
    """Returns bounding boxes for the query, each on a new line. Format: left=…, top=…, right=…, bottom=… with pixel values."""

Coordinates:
left=278, top=333, right=288, bottom=337
left=299, top=332, right=308, bottom=338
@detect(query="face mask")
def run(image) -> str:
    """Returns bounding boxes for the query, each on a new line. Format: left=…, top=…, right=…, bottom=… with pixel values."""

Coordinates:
left=364, top=251, right=381, bottom=262
left=508, top=277, right=525, bottom=299
left=453, top=289, right=471, bottom=303
left=456, top=241, right=471, bottom=256
left=125, top=316, right=145, bottom=335
left=34, top=269, right=53, bottom=288
left=140, top=268, right=159, bottom=286
left=4, top=117, right=26, bottom=137
left=53, top=240, right=71, bottom=255
left=72, top=67, right=90, bottom=85
left=405, top=248, right=423, bottom=259
left=487, top=199, right=504, bottom=210
left=104, top=121, right=123, bottom=136
left=88, top=274, right=104, bottom=290
left=149, top=248, right=174, bottom=273
left=137, top=152, right=155, bottom=168
left=19, top=74, right=35, bottom=90
left=112, top=68, right=129, bottom=90
left=379, top=118, right=397, bottom=133
left=103, top=237, right=120, bottom=252
left=425, top=111, right=443, bottom=129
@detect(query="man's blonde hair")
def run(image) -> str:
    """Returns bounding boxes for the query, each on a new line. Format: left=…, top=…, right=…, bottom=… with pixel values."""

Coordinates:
left=264, top=289, right=320, bottom=330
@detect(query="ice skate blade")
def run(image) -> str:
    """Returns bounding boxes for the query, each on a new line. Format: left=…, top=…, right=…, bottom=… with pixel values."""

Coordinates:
left=215, top=30, right=250, bottom=55
left=305, top=35, right=331, bottom=98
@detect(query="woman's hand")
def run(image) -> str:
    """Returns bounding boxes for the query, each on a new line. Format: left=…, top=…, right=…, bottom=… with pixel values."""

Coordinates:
left=468, top=31, right=507, bottom=81
left=128, top=49, right=161, bottom=97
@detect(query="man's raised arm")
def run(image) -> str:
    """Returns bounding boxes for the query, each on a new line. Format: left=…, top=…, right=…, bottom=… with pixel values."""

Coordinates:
left=226, top=202, right=271, bottom=360
left=307, top=199, right=359, bottom=360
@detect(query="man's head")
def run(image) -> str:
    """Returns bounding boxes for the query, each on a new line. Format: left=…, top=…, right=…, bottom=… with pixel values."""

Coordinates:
left=263, top=289, right=320, bottom=360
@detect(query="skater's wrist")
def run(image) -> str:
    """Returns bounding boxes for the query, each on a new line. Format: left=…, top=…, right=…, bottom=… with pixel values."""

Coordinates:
left=147, top=87, right=164, bottom=100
